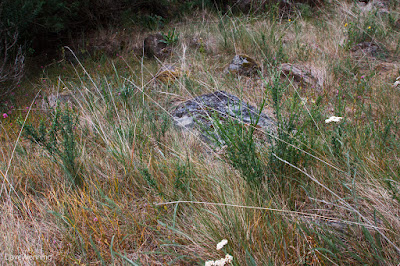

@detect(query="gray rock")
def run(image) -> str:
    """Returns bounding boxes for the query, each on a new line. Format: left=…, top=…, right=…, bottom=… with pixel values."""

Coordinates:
left=357, top=0, right=389, bottom=13
left=351, top=41, right=386, bottom=58
left=227, top=54, right=260, bottom=77
left=143, top=33, right=171, bottom=59
left=280, top=63, right=321, bottom=90
left=171, top=91, right=276, bottom=142
left=156, top=64, right=183, bottom=83
left=41, top=91, right=76, bottom=110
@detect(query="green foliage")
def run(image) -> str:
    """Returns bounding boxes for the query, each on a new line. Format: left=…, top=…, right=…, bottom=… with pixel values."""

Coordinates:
left=1, top=0, right=82, bottom=44
left=146, top=108, right=171, bottom=146
left=140, top=167, right=164, bottom=197
left=345, top=10, right=387, bottom=49
left=20, top=107, right=83, bottom=187
left=161, top=29, right=180, bottom=46
left=173, top=158, right=195, bottom=198
left=176, top=0, right=215, bottom=13
left=265, top=68, right=322, bottom=188
left=207, top=108, right=265, bottom=186
left=295, top=3, right=314, bottom=20
left=218, top=17, right=230, bottom=49
left=0, top=0, right=175, bottom=54
left=138, top=14, right=165, bottom=31
left=118, top=84, right=136, bottom=101
left=0, top=92, right=16, bottom=113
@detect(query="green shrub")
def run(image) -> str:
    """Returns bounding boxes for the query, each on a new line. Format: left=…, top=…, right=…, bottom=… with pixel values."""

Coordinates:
left=20, top=107, right=83, bottom=187
left=206, top=105, right=266, bottom=186
left=161, top=28, right=180, bottom=46
left=345, top=10, right=388, bottom=49
left=1, top=0, right=82, bottom=48
left=264, top=68, right=323, bottom=191
left=133, top=14, right=165, bottom=31
left=218, top=117, right=264, bottom=185
left=0, top=0, right=173, bottom=54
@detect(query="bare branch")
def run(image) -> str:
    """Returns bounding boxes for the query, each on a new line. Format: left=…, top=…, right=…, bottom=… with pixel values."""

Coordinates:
left=0, top=25, right=25, bottom=96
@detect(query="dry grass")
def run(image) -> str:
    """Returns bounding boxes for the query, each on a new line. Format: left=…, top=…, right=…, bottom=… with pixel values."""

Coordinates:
left=1, top=1, right=400, bottom=265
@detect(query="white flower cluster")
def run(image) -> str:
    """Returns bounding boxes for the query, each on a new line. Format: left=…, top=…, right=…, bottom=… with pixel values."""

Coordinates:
left=216, top=239, right=228, bottom=250
left=325, top=116, right=343, bottom=124
left=205, top=254, right=233, bottom=266
left=394, top=76, right=400, bottom=88
left=205, top=239, right=233, bottom=266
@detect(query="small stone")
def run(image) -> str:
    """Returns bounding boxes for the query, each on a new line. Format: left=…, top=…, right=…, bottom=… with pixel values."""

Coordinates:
left=226, top=54, right=260, bottom=77
left=156, top=64, right=186, bottom=84
left=189, top=36, right=203, bottom=49
left=41, top=91, right=76, bottom=110
left=280, top=63, right=321, bottom=90
left=143, top=33, right=171, bottom=59
left=351, top=41, right=385, bottom=58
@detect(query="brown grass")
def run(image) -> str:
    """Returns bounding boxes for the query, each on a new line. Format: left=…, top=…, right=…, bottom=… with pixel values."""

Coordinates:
left=1, top=1, right=400, bottom=265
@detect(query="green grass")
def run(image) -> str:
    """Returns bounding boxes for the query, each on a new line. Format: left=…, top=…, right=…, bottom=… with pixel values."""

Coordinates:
left=1, top=1, right=400, bottom=264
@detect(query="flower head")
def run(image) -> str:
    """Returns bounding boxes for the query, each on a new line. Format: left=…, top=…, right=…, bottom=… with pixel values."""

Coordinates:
left=205, top=254, right=233, bottom=266
left=344, top=23, right=348, bottom=27
left=325, top=116, right=343, bottom=124
left=2, top=113, right=8, bottom=119
left=216, top=239, right=228, bottom=250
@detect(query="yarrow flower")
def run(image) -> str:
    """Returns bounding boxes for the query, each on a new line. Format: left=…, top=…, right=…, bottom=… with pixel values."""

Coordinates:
left=325, top=116, right=343, bottom=124
left=300, top=97, right=308, bottom=105
left=216, top=239, right=228, bottom=250
left=205, top=254, right=233, bottom=266
left=393, top=76, right=400, bottom=88
left=206, top=239, right=233, bottom=265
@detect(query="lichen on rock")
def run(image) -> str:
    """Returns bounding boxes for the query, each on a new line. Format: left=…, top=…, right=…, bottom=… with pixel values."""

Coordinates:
left=156, top=64, right=186, bottom=84
left=171, top=91, right=276, bottom=142
left=280, top=63, right=321, bottom=90
left=226, top=54, right=260, bottom=77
